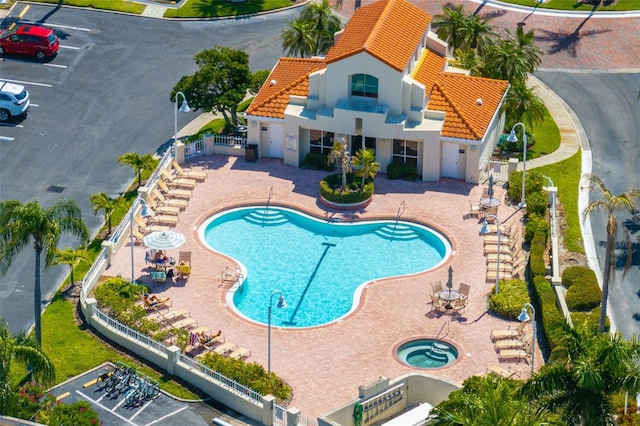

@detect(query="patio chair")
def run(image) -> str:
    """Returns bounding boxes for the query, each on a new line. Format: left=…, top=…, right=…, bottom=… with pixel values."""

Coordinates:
left=429, top=293, right=445, bottom=313
left=151, top=270, right=167, bottom=283
left=172, top=160, right=207, bottom=181
left=431, top=280, right=443, bottom=295
left=494, top=331, right=533, bottom=351
left=213, top=342, right=238, bottom=356
left=178, top=251, right=191, bottom=265
left=157, top=179, right=192, bottom=200
left=228, top=347, right=251, bottom=360
left=152, top=188, right=188, bottom=210
left=490, top=322, right=527, bottom=341
left=450, top=298, right=466, bottom=316
left=466, top=199, right=482, bottom=219
left=457, top=283, right=471, bottom=300
left=498, top=343, right=531, bottom=363
left=161, top=169, right=197, bottom=190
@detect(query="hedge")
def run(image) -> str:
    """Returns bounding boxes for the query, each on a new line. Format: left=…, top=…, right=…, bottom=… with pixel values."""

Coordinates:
left=488, top=279, right=530, bottom=319
left=319, top=173, right=373, bottom=203
left=562, top=266, right=597, bottom=289
left=386, top=162, right=418, bottom=181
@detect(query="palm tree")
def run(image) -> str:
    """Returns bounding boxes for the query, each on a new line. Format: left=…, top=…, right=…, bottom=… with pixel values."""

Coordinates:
left=351, top=148, right=380, bottom=190
left=327, top=140, right=351, bottom=192
left=89, top=192, right=123, bottom=236
left=459, top=13, right=496, bottom=55
left=431, top=374, right=560, bottom=425
left=520, top=321, right=640, bottom=425
left=116, top=152, right=156, bottom=188
left=281, top=17, right=315, bottom=58
left=503, top=82, right=546, bottom=130
left=0, top=320, right=55, bottom=415
left=51, top=247, right=91, bottom=286
left=583, top=175, right=640, bottom=333
left=300, top=0, right=341, bottom=56
left=433, top=5, right=467, bottom=54
left=481, top=26, right=542, bottom=85
left=0, top=200, right=89, bottom=345
left=453, top=48, right=484, bottom=76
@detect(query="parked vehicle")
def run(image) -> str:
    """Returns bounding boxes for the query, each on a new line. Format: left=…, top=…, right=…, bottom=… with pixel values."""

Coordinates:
left=0, top=25, right=59, bottom=61
left=0, top=81, right=29, bottom=122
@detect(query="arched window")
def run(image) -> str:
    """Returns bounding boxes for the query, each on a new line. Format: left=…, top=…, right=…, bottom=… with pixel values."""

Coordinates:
left=350, top=74, right=378, bottom=99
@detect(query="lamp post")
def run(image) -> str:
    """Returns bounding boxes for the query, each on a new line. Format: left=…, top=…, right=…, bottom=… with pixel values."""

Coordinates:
left=480, top=214, right=501, bottom=293
left=507, top=123, right=527, bottom=209
left=129, top=196, right=146, bottom=284
left=267, top=290, right=287, bottom=373
left=173, top=91, right=191, bottom=156
left=518, top=302, right=536, bottom=375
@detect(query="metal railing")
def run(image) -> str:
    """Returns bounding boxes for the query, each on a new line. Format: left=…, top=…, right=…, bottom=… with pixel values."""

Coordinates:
left=208, top=134, right=246, bottom=147
left=92, top=307, right=169, bottom=355
left=185, top=138, right=206, bottom=160
left=480, top=160, right=509, bottom=182
left=273, top=403, right=318, bottom=426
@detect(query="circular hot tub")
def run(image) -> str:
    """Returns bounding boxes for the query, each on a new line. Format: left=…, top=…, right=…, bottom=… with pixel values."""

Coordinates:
left=397, top=339, right=459, bottom=369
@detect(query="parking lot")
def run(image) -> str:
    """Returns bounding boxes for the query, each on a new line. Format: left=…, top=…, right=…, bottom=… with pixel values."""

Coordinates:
left=48, top=363, right=257, bottom=426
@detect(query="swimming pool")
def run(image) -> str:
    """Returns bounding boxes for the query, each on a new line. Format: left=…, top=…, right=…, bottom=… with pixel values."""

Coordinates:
left=198, top=206, right=451, bottom=328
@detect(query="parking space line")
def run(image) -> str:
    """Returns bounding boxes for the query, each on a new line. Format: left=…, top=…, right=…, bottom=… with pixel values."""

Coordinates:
left=144, top=406, right=189, bottom=426
left=0, top=123, right=23, bottom=128
left=0, top=136, right=15, bottom=142
left=76, top=390, right=138, bottom=426
left=30, top=104, right=39, bottom=107
left=44, top=63, right=67, bottom=69
left=113, top=395, right=129, bottom=411
left=56, top=392, right=71, bottom=401
left=60, top=45, right=81, bottom=50
left=129, top=398, right=154, bottom=422
left=44, top=23, right=93, bottom=32
left=1, top=79, right=52, bottom=88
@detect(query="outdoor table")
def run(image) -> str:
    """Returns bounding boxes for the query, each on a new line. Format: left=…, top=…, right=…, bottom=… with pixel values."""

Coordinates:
left=480, top=197, right=501, bottom=208
left=155, top=257, right=176, bottom=272
left=438, top=289, right=461, bottom=310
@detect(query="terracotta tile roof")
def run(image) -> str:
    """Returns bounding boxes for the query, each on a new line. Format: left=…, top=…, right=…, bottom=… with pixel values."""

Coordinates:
left=246, top=57, right=326, bottom=119
left=427, top=73, right=509, bottom=140
left=411, top=49, right=446, bottom=93
left=324, top=0, right=431, bottom=71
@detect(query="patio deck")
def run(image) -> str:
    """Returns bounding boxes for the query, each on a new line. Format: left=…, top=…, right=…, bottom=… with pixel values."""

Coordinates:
left=104, top=155, right=538, bottom=419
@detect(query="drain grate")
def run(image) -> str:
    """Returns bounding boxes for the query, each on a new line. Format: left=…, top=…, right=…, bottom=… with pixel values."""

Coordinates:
left=47, top=185, right=65, bottom=193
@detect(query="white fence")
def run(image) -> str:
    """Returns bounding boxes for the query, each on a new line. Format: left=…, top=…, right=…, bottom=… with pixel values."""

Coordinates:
left=480, top=159, right=510, bottom=182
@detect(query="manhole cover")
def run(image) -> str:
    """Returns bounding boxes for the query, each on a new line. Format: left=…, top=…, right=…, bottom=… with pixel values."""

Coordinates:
left=47, top=185, right=65, bottom=193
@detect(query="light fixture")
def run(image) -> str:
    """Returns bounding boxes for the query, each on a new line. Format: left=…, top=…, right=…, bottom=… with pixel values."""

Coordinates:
left=129, top=196, right=146, bottom=284
left=507, top=123, right=528, bottom=209
left=173, top=91, right=191, bottom=157
left=518, top=303, right=536, bottom=375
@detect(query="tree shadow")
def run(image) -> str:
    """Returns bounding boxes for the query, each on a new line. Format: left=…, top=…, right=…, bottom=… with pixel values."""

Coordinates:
left=534, top=14, right=610, bottom=57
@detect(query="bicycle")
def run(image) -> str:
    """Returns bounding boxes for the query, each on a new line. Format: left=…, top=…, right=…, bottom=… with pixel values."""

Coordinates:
left=106, top=366, right=137, bottom=396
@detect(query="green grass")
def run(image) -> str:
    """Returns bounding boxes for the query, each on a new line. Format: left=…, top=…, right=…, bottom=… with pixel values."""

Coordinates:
left=22, top=0, right=145, bottom=14
left=500, top=0, right=639, bottom=11
left=164, top=0, right=294, bottom=18
left=528, top=107, right=561, bottom=159
left=536, top=150, right=584, bottom=254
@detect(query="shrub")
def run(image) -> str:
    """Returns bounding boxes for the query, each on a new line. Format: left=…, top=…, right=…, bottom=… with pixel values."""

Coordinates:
left=571, top=310, right=602, bottom=335
left=93, top=277, right=149, bottom=327
left=48, top=401, right=100, bottom=426
left=566, top=280, right=601, bottom=311
left=489, top=279, right=530, bottom=319
left=320, top=173, right=373, bottom=204
left=10, top=383, right=56, bottom=422
left=300, top=152, right=332, bottom=171
left=386, top=162, right=418, bottom=181
left=562, top=266, right=597, bottom=289
left=525, top=191, right=548, bottom=218
left=199, top=352, right=291, bottom=402
left=507, top=169, right=545, bottom=206
left=532, top=274, right=564, bottom=351
left=529, top=230, right=548, bottom=278
left=525, top=213, right=550, bottom=243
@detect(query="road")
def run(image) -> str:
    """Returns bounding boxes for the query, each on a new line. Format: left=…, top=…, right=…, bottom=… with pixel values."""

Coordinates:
left=535, top=71, right=640, bottom=339
left=0, top=4, right=297, bottom=334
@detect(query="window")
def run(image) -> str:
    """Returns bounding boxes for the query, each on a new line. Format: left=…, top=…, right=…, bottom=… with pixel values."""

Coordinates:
left=392, top=139, right=418, bottom=166
left=309, top=130, right=335, bottom=155
left=350, top=74, right=378, bottom=99
left=351, top=135, right=376, bottom=154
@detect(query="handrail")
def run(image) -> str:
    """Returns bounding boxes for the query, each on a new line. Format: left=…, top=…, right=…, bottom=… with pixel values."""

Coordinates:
left=391, top=200, right=406, bottom=239
left=263, top=186, right=273, bottom=225
left=426, top=320, right=449, bottom=358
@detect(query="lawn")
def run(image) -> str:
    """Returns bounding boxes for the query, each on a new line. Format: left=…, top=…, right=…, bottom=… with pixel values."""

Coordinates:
left=498, top=0, right=638, bottom=11
left=164, top=0, right=296, bottom=18
left=19, top=0, right=145, bottom=14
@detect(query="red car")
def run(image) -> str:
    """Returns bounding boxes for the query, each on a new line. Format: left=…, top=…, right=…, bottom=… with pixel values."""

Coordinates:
left=0, top=25, right=59, bottom=61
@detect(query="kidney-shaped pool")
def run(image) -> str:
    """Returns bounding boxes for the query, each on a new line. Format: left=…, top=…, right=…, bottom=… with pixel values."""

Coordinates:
left=198, top=206, right=451, bottom=328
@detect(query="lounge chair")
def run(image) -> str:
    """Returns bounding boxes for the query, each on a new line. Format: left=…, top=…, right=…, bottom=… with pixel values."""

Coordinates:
left=161, top=308, right=190, bottom=322
left=147, top=197, right=181, bottom=217
left=172, top=160, right=207, bottom=181
left=486, top=365, right=516, bottom=378
left=490, top=322, right=527, bottom=341
left=484, top=234, right=515, bottom=246
left=157, top=179, right=192, bottom=200
left=152, top=188, right=188, bottom=210
left=161, top=169, right=197, bottom=189
left=134, top=215, right=169, bottom=234
left=486, top=269, right=513, bottom=282
left=213, top=342, right=238, bottom=355
left=203, top=334, right=225, bottom=349
left=494, top=331, right=533, bottom=351
left=221, top=266, right=242, bottom=284
left=484, top=238, right=519, bottom=255
left=498, top=343, right=531, bottom=363
left=146, top=213, right=179, bottom=226
left=170, top=317, right=198, bottom=330
left=228, top=347, right=251, bottom=360
left=140, top=294, right=172, bottom=310
left=486, top=219, right=517, bottom=236
left=486, top=247, right=522, bottom=263
left=132, top=227, right=145, bottom=245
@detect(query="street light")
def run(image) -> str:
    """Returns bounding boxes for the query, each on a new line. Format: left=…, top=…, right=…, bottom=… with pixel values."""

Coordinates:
left=480, top=214, right=501, bottom=293
left=129, top=196, right=147, bottom=284
left=507, top=123, right=527, bottom=209
left=518, top=302, right=536, bottom=375
left=173, top=91, right=191, bottom=156
left=267, top=290, right=287, bottom=373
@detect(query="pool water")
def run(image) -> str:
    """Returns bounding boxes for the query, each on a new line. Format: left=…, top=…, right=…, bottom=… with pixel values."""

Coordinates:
left=199, top=206, right=451, bottom=328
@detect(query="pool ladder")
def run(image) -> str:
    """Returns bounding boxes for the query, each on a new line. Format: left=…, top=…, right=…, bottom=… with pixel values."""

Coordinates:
left=425, top=320, right=450, bottom=358
left=263, top=186, right=273, bottom=226
left=391, top=201, right=405, bottom=239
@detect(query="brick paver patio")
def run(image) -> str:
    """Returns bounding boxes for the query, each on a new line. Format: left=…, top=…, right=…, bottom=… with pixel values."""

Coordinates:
left=104, top=156, right=537, bottom=418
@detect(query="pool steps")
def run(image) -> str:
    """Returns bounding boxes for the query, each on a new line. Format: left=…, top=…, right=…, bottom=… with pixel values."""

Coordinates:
left=243, top=209, right=289, bottom=226
left=374, top=224, right=420, bottom=240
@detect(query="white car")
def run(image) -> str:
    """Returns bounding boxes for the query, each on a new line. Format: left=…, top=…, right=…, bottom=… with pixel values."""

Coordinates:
left=0, top=81, right=29, bottom=121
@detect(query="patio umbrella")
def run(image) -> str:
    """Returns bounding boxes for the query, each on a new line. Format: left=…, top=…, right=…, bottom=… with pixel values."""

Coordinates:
left=143, top=231, right=186, bottom=250
left=488, top=174, right=494, bottom=202
left=446, top=266, right=453, bottom=290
